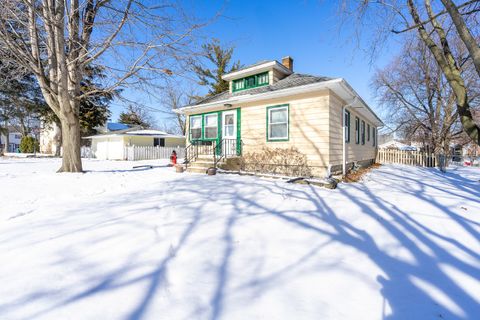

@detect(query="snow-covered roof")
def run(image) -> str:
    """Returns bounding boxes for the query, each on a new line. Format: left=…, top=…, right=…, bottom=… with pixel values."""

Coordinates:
left=84, top=129, right=184, bottom=139
left=379, top=140, right=418, bottom=151
left=125, top=129, right=168, bottom=135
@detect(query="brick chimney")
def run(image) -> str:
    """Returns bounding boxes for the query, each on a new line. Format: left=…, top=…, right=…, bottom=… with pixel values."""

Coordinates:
left=282, top=56, right=293, bottom=72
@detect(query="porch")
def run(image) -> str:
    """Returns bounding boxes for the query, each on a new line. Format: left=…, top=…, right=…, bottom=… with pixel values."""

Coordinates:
left=185, top=138, right=242, bottom=173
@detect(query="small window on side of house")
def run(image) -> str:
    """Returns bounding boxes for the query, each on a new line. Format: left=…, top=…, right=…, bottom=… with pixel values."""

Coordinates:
left=373, top=128, right=376, bottom=147
left=345, top=110, right=351, bottom=143
left=367, top=124, right=370, bottom=141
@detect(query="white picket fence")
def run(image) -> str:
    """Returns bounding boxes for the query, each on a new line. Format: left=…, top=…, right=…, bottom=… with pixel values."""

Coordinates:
left=376, top=149, right=439, bottom=167
left=124, top=145, right=185, bottom=161
left=81, top=146, right=94, bottom=158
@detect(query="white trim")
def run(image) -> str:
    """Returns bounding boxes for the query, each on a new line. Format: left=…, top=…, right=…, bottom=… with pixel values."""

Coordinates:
left=267, top=105, right=289, bottom=140
left=204, top=113, right=218, bottom=139
left=189, top=115, right=202, bottom=140
left=222, top=61, right=291, bottom=81
left=176, top=78, right=383, bottom=127
left=222, top=110, right=236, bottom=139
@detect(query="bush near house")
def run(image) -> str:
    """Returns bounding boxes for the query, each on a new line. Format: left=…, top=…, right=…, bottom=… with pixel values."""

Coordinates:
left=241, top=147, right=311, bottom=177
left=19, top=136, right=40, bottom=153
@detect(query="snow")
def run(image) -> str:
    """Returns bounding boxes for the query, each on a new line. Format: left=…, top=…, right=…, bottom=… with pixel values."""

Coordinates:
left=0, top=158, right=479, bottom=320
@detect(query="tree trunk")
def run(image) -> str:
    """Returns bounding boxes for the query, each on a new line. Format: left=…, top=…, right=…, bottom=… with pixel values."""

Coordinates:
left=58, top=115, right=82, bottom=173
left=54, top=121, right=62, bottom=157
left=4, top=120, right=9, bottom=152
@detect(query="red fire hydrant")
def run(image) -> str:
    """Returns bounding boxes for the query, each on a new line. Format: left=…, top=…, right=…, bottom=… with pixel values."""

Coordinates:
left=170, top=150, right=177, bottom=165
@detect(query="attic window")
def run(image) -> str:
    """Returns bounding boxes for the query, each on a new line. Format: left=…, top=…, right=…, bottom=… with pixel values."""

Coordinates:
left=232, top=72, right=269, bottom=92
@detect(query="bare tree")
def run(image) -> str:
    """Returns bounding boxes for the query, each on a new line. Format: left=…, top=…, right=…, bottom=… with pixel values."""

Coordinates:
left=160, top=85, right=200, bottom=135
left=339, top=0, right=480, bottom=146
left=374, top=38, right=479, bottom=157
left=0, top=1, right=202, bottom=172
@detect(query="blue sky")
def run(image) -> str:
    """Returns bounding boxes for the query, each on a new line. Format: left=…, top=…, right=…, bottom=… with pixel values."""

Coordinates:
left=110, top=0, right=400, bottom=126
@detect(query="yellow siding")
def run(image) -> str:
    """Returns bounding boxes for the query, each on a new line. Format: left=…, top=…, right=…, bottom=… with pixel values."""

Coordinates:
left=329, top=93, right=377, bottom=166
left=240, top=91, right=331, bottom=175
left=185, top=89, right=379, bottom=176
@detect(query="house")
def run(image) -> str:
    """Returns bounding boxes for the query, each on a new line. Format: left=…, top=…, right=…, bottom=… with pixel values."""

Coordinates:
left=85, top=128, right=185, bottom=160
left=39, top=122, right=133, bottom=155
left=39, top=122, right=61, bottom=155
left=177, top=56, right=383, bottom=176
left=0, top=127, right=23, bottom=153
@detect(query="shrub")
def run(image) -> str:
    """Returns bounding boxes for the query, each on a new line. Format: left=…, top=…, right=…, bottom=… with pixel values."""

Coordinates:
left=241, top=147, right=311, bottom=177
left=19, top=136, right=40, bottom=153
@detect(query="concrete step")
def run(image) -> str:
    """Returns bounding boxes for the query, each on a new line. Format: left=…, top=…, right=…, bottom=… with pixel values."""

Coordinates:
left=186, top=166, right=209, bottom=174
left=195, top=155, right=215, bottom=161
left=189, top=161, right=214, bottom=168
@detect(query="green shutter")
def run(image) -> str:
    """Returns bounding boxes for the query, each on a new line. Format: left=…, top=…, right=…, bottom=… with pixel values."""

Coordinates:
left=236, top=108, right=241, bottom=155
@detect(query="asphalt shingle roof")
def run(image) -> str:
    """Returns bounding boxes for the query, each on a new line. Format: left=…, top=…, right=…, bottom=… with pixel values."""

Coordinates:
left=191, top=73, right=334, bottom=106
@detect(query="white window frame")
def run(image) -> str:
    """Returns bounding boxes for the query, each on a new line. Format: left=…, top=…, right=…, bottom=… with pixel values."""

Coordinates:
left=267, top=105, right=289, bottom=141
left=190, top=115, right=202, bottom=140
left=204, top=113, right=218, bottom=139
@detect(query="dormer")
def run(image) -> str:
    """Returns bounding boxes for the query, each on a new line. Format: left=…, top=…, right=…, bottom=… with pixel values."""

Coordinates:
left=222, top=56, right=294, bottom=93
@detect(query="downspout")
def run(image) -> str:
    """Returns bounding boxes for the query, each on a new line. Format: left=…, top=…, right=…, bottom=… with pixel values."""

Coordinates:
left=342, top=105, right=347, bottom=176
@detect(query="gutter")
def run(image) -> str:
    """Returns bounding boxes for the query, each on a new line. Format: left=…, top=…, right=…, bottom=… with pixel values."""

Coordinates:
left=176, top=78, right=383, bottom=127
left=176, top=78, right=344, bottom=114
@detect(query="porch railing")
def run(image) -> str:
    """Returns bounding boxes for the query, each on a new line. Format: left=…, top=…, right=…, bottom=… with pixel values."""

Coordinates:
left=185, top=140, right=217, bottom=170
left=214, top=138, right=242, bottom=168
left=185, top=138, right=242, bottom=171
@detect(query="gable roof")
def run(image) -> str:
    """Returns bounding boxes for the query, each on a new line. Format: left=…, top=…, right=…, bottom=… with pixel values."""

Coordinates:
left=222, top=60, right=292, bottom=81
left=192, top=73, right=333, bottom=106
left=178, top=73, right=383, bottom=127
left=84, top=128, right=184, bottom=139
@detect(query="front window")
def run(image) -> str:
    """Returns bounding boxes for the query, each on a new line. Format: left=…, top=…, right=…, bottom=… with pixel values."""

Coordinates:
left=267, top=105, right=289, bottom=141
left=204, top=114, right=218, bottom=139
left=154, top=138, right=165, bottom=147
left=190, top=115, right=202, bottom=140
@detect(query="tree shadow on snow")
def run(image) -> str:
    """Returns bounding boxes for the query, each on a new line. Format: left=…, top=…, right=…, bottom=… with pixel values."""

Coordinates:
left=1, top=167, right=479, bottom=320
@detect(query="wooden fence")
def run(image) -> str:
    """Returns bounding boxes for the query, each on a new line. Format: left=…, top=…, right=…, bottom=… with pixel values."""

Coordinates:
left=124, top=145, right=185, bottom=161
left=376, top=149, right=439, bottom=167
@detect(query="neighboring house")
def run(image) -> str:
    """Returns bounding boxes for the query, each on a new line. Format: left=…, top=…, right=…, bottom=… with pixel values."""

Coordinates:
left=39, top=122, right=132, bottom=155
left=379, top=140, right=418, bottom=151
left=85, top=128, right=185, bottom=160
left=0, top=128, right=23, bottom=153
left=39, top=122, right=61, bottom=155
left=177, top=56, right=383, bottom=176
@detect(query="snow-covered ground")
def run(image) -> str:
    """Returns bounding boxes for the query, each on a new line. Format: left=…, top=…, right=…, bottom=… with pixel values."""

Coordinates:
left=0, top=158, right=479, bottom=320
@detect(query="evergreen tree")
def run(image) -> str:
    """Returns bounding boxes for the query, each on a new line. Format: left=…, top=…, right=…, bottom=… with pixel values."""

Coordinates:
left=118, top=105, right=153, bottom=128
left=193, top=39, right=241, bottom=96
